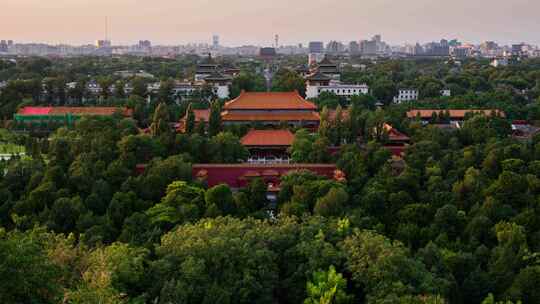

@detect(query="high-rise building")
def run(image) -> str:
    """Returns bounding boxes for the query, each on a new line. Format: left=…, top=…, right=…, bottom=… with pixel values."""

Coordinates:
left=413, top=43, right=424, bottom=55
left=212, top=35, right=220, bottom=48
left=512, top=43, right=525, bottom=56
left=423, top=40, right=450, bottom=56
left=453, top=47, right=471, bottom=58
left=138, top=40, right=151, bottom=48
left=349, top=41, right=360, bottom=55
left=0, top=40, right=7, bottom=53
left=481, top=41, right=498, bottom=51
left=326, top=41, right=344, bottom=54
left=360, top=40, right=377, bottom=55
left=96, top=40, right=112, bottom=48
left=309, top=41, right=324, bottom=53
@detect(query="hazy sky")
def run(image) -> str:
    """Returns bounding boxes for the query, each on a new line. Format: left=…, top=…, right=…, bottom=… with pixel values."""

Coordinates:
left=2, top=0, right=539, bottom=46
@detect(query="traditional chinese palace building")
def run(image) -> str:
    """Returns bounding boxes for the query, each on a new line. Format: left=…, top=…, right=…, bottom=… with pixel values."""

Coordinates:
left=193, top=163, right=342, bottom=188
left=310, top=56, right=341, bottom=81
left=241, top=129, right=295, bottom=163
left=179, top=91, right=320, bottom=130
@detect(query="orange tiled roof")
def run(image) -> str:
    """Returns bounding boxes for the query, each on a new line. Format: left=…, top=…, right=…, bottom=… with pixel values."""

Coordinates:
left=191, top=109, right=210, bottom=122
left=177, top=109, right=211, bottom=133
left=223, top=91, right=317, bottom=110
left=383, top=123, right=410, bottom=142
left=262, top=169, right=280, bottom=176
left=241, top=129, right=295, bottom=147
left=407, top=109, right=505, bottom=119
left=222, top=111, right=320, bottom=122
left=18, top=106, right=132, bottom=117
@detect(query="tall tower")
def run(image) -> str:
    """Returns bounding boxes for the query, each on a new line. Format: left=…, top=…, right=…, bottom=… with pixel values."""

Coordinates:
left=212, top=35, right=219, bottom=48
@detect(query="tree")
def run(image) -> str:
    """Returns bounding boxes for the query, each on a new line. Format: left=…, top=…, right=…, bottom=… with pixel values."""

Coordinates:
left=365, top=109, right=387, bottom=142
left=114, top=80, right=126, bottom=99
left=247, top=178, right=268, bottom=211
left=314, top=187, right=348, bottom=217
left=154, top=217, right=280, bottom=304
left=482, top=294, right=522, bottom=304
left=230, top=71, right=266, bottom=98
left=205, top=184, right=236, bottom=215
left=185, top=103, right=196, bottom=135
left=310, top=136, right=331, bottom=163
left=208, top=101, right=222, bottom=137
left=149, top=102, right=170, bottom=137
left=371, top=78, right=397, bottom=104
left=319, top=107, right=331, bottom=139
left=158, top=78, right=175, bottom=103
left=108, top=191, right=143, bottom=229
left=489, top=222, right=529, bottom=296
left=146, top=181, right=205, bottom=228
left=97, top=76, right=114, bottom=100
left=304, top=265, right=352, bottom=304
left=291, top=129, right=314, bottom=163
left=131, top=77, right=148, bottom=97
left=341, top=230, right=447, bottom=302
left=272, top=69, right=307, bottom=96
left=330, top=105, right=344, bottom=146
left=315, top=92, right=341, bottom=109
left=69, top=243, right=148, bottom=303
left=117, top=134, right=165, bottom=164
left=506, top=266, right=540, bottom=303
left=49, top=196, right=84, bottom=233
left=0, top=230, right=62, bottom=303
left=209, top=132, right=249, bottom=163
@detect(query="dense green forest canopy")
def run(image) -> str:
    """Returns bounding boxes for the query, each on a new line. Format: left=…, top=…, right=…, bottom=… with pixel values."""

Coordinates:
left=1, top=56, right=540, bottom=303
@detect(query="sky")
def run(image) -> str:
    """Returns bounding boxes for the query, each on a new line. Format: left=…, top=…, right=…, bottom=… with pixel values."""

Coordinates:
left=2, top=0, right=539, bottom=46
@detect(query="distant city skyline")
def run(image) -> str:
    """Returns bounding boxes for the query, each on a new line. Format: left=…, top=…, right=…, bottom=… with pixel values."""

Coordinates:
left=2, top=0, right=539, bottom=46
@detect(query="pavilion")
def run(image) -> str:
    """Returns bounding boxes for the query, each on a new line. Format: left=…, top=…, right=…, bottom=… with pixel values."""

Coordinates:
left=240, top=129, right=295, bottom=164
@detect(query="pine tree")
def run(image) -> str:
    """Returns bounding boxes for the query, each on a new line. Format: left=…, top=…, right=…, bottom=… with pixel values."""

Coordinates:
left=150, top=102, right=170, bottom=137
left=318, top=106, right=331, bottom=139
left=208, top=101, right=222, bottom=137
left=186, top=103, right=196, bottom=135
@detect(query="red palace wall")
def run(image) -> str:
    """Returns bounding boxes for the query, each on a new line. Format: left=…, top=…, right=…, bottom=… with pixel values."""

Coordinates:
left=192, top=163, right=338, bottom=188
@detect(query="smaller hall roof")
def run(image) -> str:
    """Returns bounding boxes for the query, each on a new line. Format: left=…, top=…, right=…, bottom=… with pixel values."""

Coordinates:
left=305, top=71, right=331, bottom=81
left=224, top=91, right=317, bottom=111
left=384, top=123, right=410, bottom=142
left=318, top=55, right=336, bottom=66
left=241, top=129, right=295, bottom=147
left=193, top=109, right=211, bottom=121
left=204, top=72, right=232, bottom=81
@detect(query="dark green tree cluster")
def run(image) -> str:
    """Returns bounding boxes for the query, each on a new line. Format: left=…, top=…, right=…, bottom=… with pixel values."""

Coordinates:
left=3, top=56, right=540, bottom=304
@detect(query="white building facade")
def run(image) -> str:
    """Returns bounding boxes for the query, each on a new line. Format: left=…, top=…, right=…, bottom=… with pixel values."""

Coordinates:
left=306, top=83, right=369, bottom=99
left=393, top=89, right=419, bottom=103
left=440, top=89, right=451, bottom=97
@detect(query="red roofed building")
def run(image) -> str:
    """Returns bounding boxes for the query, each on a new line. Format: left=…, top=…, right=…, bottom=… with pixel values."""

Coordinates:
left=15, top=106, right=132, bottom=125
left=383, top=124, right=410, bottom=157
left=222, top=91, right=319, bottom=128
left=241, top=129, right=295, bottom=163
left=193, top=163, right=340, bottom=188
left=407, top=109, right=505, bottom=122
left=178, top=91, right=320, bottom=132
